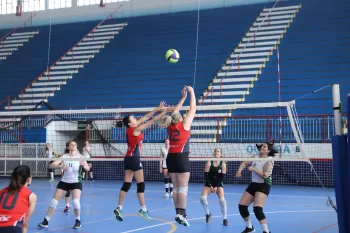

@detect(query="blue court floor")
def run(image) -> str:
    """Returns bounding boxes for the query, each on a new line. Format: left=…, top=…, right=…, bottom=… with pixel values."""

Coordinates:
left=1, top=179, right=338, bottom=233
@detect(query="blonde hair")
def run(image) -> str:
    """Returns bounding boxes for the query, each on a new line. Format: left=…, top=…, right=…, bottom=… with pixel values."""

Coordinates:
left=157, top=111, right=182, bottom=128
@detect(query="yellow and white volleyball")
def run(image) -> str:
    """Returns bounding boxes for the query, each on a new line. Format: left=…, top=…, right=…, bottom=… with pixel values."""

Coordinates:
left=165, top=49, right=180, bottom=63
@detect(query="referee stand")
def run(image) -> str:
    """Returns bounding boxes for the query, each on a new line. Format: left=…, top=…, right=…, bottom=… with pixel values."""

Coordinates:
left=331, top=84, right=349, bottom=233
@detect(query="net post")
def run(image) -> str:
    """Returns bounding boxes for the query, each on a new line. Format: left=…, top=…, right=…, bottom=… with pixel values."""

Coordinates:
left=332, top=84, right=342, bottom=136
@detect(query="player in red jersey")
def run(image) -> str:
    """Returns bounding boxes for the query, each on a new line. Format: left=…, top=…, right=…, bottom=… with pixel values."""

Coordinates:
left=114, top=101, right=174, bottom=222
left=0, top=165, right=37, bottom=233
left=158, top=86, right=196, bottom=227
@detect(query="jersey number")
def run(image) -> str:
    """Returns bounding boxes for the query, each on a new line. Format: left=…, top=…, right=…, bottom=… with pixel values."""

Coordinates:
left=169, top=129, right=180, bottom=142
left=69, top=163, right=73, bottom=167
left=0, top=192, right=19, bottom=210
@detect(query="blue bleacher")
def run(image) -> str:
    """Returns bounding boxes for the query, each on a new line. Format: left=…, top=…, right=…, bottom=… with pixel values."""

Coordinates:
left=242, top=0, right=350, bottom=115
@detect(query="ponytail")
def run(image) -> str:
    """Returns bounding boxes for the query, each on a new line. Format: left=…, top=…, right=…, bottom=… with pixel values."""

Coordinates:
left=7, top=165, right=31, bottom=193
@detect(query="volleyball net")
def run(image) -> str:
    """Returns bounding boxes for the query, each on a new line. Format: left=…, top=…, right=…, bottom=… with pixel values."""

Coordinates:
left=0, top=100, right=336, bottom=188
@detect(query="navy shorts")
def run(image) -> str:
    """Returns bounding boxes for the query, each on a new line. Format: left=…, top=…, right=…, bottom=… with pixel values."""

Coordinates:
left=0, top=226, right=22, bottom=233
left=245, top=182, right=271, bottom=196
left=124, top=156, right=143, bottom=172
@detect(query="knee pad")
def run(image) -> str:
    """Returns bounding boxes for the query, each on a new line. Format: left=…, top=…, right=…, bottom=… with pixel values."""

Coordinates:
left=200, top=196, right=208, bottom=205
left=65, top=190, right=70, bottom=197
left=169, top=177, right=172, bottom=183
left=219, top=197, right=226, bottom=207
left=178, top=186, right=188, bottom=195
left=253, top=206, right=266, bottom=221
left=72, top=199, right=81, bottom=210
left=137, top=182, right=145, bottom=193
left=121, top=182, right=131, bottom=193
left=172, top=187, right=179, bottom=193
left=238, top=204, right=249, bottom=218
left=49, top=198, right=59, bottom=209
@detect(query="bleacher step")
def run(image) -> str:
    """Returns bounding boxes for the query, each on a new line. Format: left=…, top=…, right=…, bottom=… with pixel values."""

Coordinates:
left=242, top=35, right=280, bottom=41
left=12, top=99, right=48, bottom=104
left=247, top=30, right=284, bottom=36
left=44, top=70, right=78, bottom=75
left=213, top=77, right=255, bottom=83
left=192, top=129, right=222, bottom=135
left=94, top=27, right=123, bottom=32
left=260, top=9, right=298, bottom=16
left=62, top=55, right=94, bottom=60
left=221, top=64, right=264, bottom=70
left=32, top=81, right=66, bottom=86
left=226, top=58, right=266, bottom=64
left=191, top=138, right=217, bottom=143
left=39, top=75, right=72, bottom=81
left=239, top=41, right=277, bottom=47
left=26, top=87, right=60, bottom=92
left=264, top=5, right=300, bottom=11
left=74, top=45, right=104, bottom=51
left=218, top=70, right=260, bottom=76
left=19, top=93, right=54, bottom=98
left=57, top=60, right=89, bottom=65
left=67, top=50, right=99, bottom=55
left=203, top=91, right=247, bottom=96
left=230, top=52, right=270, bottom=58
left=201, top=98, right=244, bottom=103
left=51, top=65, right=84, bottom=70
left=257, top=15, right=293, bottom=21
left=79, top=41, right=109, bottom=46
left=192, top=121, right=227, bottom=127
left=2, top=39, right=28, bottom=44
left=5, top=105, right=41, bottom=110
left=98, top=23, right=128, bottom=28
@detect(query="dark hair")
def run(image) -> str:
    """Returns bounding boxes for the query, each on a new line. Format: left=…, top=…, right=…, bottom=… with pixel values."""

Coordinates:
left=8, top=165, right=31, bottom=193
left=116, top=115, right=131, bottom=128
left=256, top=140, right=278, bottom=157
left=64, top=141, right=70, bottom=153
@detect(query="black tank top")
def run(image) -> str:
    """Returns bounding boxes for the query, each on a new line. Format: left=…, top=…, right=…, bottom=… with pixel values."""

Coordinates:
left=208, top=161, right=223, bottom=184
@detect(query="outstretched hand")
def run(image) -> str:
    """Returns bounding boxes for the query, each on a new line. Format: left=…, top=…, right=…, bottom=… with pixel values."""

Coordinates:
left=166, top=105, right=175, bottom=112
left=158, top=101, right=167, bottom=110
left=184, top=86, right=194, bottom=93
left=181, top=86, right=188, bottom=98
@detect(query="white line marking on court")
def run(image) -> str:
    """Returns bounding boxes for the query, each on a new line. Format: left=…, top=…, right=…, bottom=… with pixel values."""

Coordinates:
left=120, top=209, right=335, bottom=233
left=29, top=186, right=334, bottom=199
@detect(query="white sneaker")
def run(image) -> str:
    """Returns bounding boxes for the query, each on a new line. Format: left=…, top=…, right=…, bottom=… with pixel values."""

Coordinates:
left=164, top=193, right=169, bottom=198
left=170, top=192, right=173, bottom=198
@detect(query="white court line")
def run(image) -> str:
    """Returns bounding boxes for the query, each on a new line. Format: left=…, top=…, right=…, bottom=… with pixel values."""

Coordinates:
left=29, top=186, right=334, bottom=199
left=120, top=209, right=335, bottom=233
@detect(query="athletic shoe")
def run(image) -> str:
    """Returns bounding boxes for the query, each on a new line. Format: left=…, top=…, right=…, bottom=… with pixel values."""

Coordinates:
left=164, top=193, right=170, bottom=198
left=64, top=206, right=70, bottom=212
left=170, top=192, right=173, bottom=198
left=206, top=213, right=212, bottom=223
left=114, top=207, right=123, bottom=221
left=179, top=215, right=190, bottom=227
left=49, top=178, right=54, bottom=182
left=38, top=218, right=49, bottom=228
left=242, top=226, right=255, bottom=233
left=138, top=209, right=152, bottom=221
left=73, top=219, right=81, bottom=229
left=223, top=219, right=229, bottom=226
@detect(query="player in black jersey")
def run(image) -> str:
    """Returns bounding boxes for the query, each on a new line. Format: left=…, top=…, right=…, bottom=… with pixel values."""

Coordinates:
left=199, top=148, right=228, bottom=226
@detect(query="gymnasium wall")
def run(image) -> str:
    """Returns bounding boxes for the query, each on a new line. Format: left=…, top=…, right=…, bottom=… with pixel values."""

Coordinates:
left=0, top=0, right=277, bottom=29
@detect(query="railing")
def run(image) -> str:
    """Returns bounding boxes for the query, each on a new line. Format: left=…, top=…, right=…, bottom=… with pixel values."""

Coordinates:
left=13, top=6, right=123, bottom=110
left=0, top=13, right=36, bottom=47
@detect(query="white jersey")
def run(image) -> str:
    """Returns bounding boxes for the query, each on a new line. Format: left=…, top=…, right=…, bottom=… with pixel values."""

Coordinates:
left=161, top=147, right=168, bottom=168
left=61, top=153, right=83, bottom=184
left=251, top=154, right=274, bottom=184
left=46, top=148, right=53, bottom=159
left=83, top=146, right=92, bottom=159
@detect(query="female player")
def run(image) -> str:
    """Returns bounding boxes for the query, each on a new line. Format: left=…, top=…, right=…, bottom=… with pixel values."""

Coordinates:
left=62, top=141, right=71, bottom=213
left=158, top=86, right=196, bottom=227
left=160, top=138, right=173, bottom=198
left=38, top=140, right=90, bottom=229
left=0, top=165, right=37, bottom=233
left=46, top=143, right=55, bottom=182
left=82, top=141, right=94, bottom=181
left=114, top=102, right=174, bottom=222
left=200, top=148, right=228, bottom=226
left=235, top=141, right=277, bottom=233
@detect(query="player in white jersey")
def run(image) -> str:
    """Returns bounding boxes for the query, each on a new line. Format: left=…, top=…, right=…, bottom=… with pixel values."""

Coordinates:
left=235, top=141, right=277, bottom=233
left=159, top=138, right=173, bottom=198
left=46, top=143, right=55, bottom=182
left=82, top=141, right=94, bottom=181
left=38, top=140, right=90, bottom=229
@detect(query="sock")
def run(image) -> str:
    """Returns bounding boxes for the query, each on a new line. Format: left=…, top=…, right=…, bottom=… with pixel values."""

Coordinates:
left=179, top=208, right=186, bottom=216
left=261, top=223, right=269, bottom=232
left=219, top=197, right=227, bottom=219
left=118, top=205, right=122, bottom=210
left=170, top=183, right=173, bottom=193
left=141, top=206, right=147, bottom=212
left=200, top=196, right=210, bottom=215
left=45, top=216, right=51, bottom=221
left=245, top=219, right=252, bottom=228
left=164, top=178, right=169, bottom=193
left=50, top=172, right=54, bottom=179
left=66, top=203, right=70, bottom=207
left=176, top=208, right=180, bottom=215
left=76, top=216, right=80, bottom=221
left=165, top=187, right=169, bottom=193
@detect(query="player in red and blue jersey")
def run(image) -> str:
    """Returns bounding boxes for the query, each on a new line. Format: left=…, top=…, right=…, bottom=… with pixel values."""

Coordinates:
left=0, top=165, right=37, bottom=233
left=157, top=86, right=196, bottom=227
left=114, top=101, right=174, bottom=222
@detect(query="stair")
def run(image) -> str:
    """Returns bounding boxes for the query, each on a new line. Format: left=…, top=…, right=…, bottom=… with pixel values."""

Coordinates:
left=0, top=31, right=39, bottom=60
left=194, top=4, right=302, bottom=142
left=6, top=22, right=127, bottom=110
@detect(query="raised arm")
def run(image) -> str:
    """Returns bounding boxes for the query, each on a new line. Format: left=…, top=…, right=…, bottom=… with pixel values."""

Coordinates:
left=235, top=160, right=253, bottom=178
left=23, top=192, right=37, bottom=233
left=174, top=87, right=188, bottom=112
left=49, top=159, right=64, bottom=169
left=183, top=86, right=196, bottom=131
left=136, top=101, right=166, bottom=125
left=135, top=106, right=174, bottom=134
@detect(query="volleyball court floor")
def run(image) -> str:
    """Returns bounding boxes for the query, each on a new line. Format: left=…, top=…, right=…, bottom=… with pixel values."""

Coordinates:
left=1, top=179, right=338, bottom=233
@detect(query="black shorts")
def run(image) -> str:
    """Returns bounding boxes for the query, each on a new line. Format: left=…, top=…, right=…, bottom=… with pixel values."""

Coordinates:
left=245, top=182, right=271, bottom=196
left=166, top=152, right=190, bottom=173
left=0, top=227, right=22, bottom=233
left=57, top=181, right=83, bottom=192
left=47, top=160, right=54, bottom=173
left=205, top=182, right=223, bottom=188
left=124, top=156, right=143, bottom=172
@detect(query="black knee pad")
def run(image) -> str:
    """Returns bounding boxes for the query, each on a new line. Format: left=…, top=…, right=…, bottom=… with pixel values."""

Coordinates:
left=89, top=167, right=93, bottom=172
left=137, top=182, right=145, bottom=193
left=238, top=204, right=250, bottom=218
left=121, top=182, right=131, bottom=193
left=163, top=178, right=169, bottom=184
left=253, top=206, right=266, bottom=221
left=65, top=190, right=71, bottom=197
left=169, top=177, right=172, bottom=183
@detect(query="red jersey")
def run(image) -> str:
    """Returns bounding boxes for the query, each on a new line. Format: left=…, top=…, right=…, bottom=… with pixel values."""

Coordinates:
left=0, top=187, right=31, bottom=227
left=168, top=122, right=191, bottom=153
left=125, top=127, right=144, bottom=157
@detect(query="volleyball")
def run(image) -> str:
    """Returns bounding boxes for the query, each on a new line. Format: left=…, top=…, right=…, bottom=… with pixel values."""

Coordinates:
left=165, top=49, right=180, bottom=63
